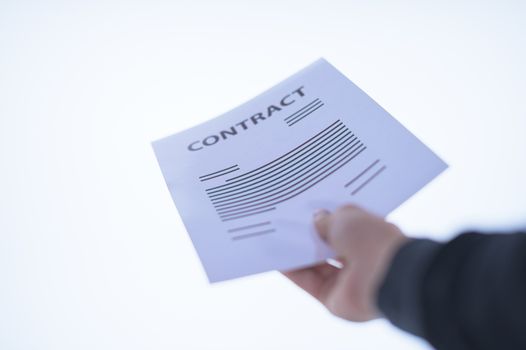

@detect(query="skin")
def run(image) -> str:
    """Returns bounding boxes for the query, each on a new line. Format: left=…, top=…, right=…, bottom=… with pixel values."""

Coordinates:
left=283, top=205, right=409, bottom=321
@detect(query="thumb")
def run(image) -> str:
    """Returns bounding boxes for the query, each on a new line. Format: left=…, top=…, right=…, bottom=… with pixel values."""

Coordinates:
left=313, top=209, right=331, bottom=243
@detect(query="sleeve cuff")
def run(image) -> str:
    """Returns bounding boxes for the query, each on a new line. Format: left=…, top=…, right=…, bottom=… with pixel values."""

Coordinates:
left=377, top=238, right=442, bottom=338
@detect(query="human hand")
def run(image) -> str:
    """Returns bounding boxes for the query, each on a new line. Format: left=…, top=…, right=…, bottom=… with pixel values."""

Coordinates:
left=283, top=205, right=408, bottom=321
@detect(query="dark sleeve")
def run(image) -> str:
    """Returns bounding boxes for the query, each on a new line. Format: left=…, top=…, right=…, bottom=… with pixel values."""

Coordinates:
left=377, top=231, right=526, bottom=350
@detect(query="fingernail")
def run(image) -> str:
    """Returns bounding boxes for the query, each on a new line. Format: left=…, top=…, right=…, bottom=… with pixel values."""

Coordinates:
left=313, top=209, right=329, bottom=220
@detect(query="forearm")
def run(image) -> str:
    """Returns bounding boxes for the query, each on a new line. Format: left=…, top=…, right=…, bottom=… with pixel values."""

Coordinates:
left=377, top=231, right=526, bottom=349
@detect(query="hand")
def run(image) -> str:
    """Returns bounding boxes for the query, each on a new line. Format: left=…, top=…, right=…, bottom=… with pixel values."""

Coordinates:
left=283, top=205, right=408, bottom=321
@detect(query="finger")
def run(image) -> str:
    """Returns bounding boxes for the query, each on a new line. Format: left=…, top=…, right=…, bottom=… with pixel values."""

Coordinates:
left=312, top=262, right=341, bottom=278
left=313, top=209, right=331, bottom=243
left=282, top=263, right=339, bottom=301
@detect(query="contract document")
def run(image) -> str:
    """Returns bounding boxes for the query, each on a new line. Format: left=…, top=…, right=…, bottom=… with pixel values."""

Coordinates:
left=152, top=58, right=447, bottom=282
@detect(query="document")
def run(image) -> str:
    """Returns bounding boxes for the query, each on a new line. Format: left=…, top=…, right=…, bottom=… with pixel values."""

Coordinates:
left=152, top=58, right=447, bottom=282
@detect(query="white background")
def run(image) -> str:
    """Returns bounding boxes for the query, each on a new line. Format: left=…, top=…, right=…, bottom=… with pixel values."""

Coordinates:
left=1, top=1, right=525, bottom=349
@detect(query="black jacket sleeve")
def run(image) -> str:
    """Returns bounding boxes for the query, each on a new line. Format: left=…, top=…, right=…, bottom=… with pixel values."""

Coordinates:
left=377, top=231, right=526, bottom=350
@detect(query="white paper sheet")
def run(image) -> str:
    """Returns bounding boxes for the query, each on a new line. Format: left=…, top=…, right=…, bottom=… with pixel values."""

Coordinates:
left=152, top=58, right=447, bottom=282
